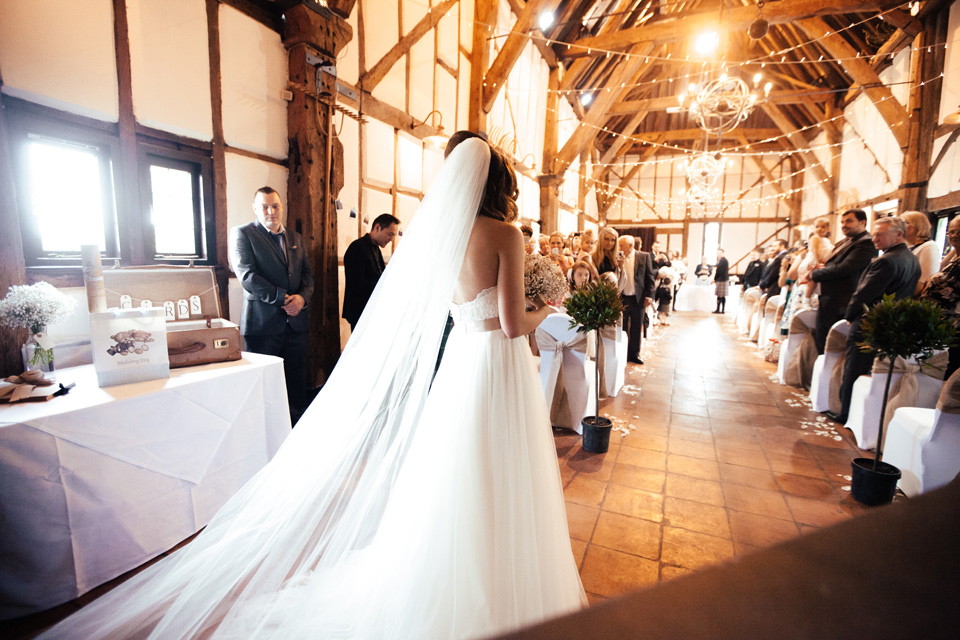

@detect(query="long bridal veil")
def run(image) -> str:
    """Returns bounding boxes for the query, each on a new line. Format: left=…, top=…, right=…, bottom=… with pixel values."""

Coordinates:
left=43, top=139, right=495, bottom=639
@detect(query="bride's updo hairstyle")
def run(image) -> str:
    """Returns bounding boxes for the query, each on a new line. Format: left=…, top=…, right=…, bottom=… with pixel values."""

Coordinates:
left=445, top=130, right=519, bottom=224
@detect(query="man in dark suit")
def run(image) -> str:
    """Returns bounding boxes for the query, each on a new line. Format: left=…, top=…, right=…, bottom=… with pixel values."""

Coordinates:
left=230, top=186, right=315, bottom=424
left=741, top=250, right=765, bottom=289
left=759, top=239, right=789, bottom=296
left=826, top=216, right=921, bottom=424
left=619, top=236, right=656, bottom=365
left=342, top=213, right=400, bottom=331
left=809, top=209, right=878, bottom=354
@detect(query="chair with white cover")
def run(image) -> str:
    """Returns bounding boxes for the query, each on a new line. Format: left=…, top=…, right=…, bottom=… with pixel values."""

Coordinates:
left=757, top=294, right=782, bottom=347
left=760, top=295, right=786, bottom=348
left=809, top=320, right=849, bottom=413
left=598, top=325, right=627, bottom=398
left=779, top=309, right=818, bottom=388
left=536, top=314, right=596, bottom=433
left=738, top=287, right=761, bottom=334
left=749, top=293, right=769, bottom=342
left=846, top=351, right=948, bottom=451
left=884, top=370, right=960, bottom=497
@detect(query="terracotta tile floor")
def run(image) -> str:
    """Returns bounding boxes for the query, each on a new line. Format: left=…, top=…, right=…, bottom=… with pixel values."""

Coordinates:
left=558, top=309, right=887, bottom=605
left=3, top=309, right=891, bottom=638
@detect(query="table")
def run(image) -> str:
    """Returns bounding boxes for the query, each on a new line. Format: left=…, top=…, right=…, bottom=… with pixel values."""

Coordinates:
left=0, top=353, right=290, bottom=619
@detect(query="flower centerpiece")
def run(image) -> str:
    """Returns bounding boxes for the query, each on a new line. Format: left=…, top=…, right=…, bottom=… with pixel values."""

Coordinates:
left=523, top=253, right=569, bottom=305
left=563, top=279, right=624, bottom=453
left=853, top=294, right=955, bottom=505
left=0, top=282, right=77, bottom=374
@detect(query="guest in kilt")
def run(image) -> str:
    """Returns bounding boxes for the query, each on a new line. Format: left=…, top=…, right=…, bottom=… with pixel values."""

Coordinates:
left=712, top=249, right=730, bottom=314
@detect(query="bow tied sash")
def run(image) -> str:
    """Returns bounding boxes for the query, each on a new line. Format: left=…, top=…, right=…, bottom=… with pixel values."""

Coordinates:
left=535, top=328, right=589, bottom=428
left=784, top=315, right=817, bottom=390
left=937, top=370, right=960, bottom=414
left=825, top=326, right=849, bottom=414
left=874, top=351, right=950, bottom=428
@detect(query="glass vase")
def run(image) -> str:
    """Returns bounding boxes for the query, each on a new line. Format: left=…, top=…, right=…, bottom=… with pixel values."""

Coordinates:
left=22, top=330, right=55, bottom=377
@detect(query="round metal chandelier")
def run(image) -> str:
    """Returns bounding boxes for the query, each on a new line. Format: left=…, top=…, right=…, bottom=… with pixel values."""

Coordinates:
left=689, top=76, right=757, bottom=135
left=681, top=151, right=727, bottom=205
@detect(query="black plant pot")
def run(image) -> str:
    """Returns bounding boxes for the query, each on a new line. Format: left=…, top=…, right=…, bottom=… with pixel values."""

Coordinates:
left=581, top=416, right=613, bottom=454
left=850, top=457, right=901, bottom=506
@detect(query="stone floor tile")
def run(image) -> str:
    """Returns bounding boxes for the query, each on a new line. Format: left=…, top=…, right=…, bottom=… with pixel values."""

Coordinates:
left=663, top=496, right=731, bottom=538
left=579, top=545, right=660, bottom=598
left=665, top=474, right=725, bottom=507
left=660, top=526, right=735, bottom=571
left=666, top=454, right=721, bottom=481
left=591, top=511, right=662, bottom=560
left=722, top=483, right=793, bottom=521
left=603, top=484, right=665, bottom=523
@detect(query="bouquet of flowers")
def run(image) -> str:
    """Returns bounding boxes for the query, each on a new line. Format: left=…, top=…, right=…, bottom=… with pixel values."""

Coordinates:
left=524, top=253, right=568, bottom=304
left=0, top=282, right=76, bottom=370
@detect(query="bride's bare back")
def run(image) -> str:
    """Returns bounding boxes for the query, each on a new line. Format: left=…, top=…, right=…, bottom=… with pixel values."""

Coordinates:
left=455, top=216, right=553, bottom=338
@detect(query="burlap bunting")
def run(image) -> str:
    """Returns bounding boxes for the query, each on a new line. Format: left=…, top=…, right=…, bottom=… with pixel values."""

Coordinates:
left=535, top=327, right=589, bottom=428
left=784, top=314, right=818, bottom=390
left=937, top=370, right=960, bottom=414
left=874, top=351, right=950, bottom=429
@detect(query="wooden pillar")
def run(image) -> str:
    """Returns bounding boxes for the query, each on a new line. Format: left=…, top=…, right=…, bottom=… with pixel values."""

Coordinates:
left=539, top=66, right=561, bottom=234
left=206, top=0, right=230, bottom=315
left=282, top=4, right=352, bottom=383
left=0, top=77, right=28, bottom=376
left=469, top=0, right=496, bottom=133
left=900, top=8, right=949, bottom=214
left=538, top=174, right=560, bottom=234
left=825, top=100, right=842, bottom=214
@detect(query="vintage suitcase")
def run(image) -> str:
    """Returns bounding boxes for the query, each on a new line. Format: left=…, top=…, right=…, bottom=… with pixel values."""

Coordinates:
left=101, top=266, right=241, bottom=368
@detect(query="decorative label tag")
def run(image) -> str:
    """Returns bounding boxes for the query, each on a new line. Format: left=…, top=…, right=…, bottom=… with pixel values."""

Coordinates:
left=140, top=299, right=153, bottom=308
left=189, top=295, right=202, bottom=315
left=176, top=299, right=190, bottom=320
left=163, top=301, right=176, bottom=320
left=120, top=294, right=133, bottom=309
left=34, top=331, right=56, bottom=350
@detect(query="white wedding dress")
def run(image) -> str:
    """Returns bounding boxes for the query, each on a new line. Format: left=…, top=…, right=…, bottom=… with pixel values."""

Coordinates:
left=41, top=138, right=584, bottom=639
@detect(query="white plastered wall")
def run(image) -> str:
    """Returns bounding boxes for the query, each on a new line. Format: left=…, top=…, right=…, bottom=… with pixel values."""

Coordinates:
left=0, top=0, right=119, bottom=121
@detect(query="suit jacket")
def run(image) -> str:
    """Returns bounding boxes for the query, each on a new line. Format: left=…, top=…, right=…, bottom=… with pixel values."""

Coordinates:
left=759, top=251, right=787, bottom=296
left=230, top=221, right=314, bottom=336
left=342, top=234, right=386, bottom=326
left=714, top=257, right=729, bottom=281
left=810, top=230, right=877, bottom=325
left=632, top=250, right=656, bottom=304
left=742, top=259, right=764, bottom=288
left=844, top=243, right=921, bottom=323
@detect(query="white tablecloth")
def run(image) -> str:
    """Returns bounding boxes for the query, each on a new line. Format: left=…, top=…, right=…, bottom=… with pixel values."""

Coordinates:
left=675, top=282, right=741, bottom=313
left=0, top=353, right=290, bottom=619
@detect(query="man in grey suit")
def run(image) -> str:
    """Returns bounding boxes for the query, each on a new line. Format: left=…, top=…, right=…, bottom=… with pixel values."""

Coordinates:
left=619, top=236, right=655, bottom=365
left=809, top=209, right=878, bottom=354
left=826, top=216, right=921, bottom=424
left=230, top=186, right=315, bottom=424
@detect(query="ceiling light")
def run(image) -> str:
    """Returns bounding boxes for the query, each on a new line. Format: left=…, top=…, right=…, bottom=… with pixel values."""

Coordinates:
left=694, top=31, right=720, bottom=55
left=581, top=92, right=594, bottom=106
left=538, top=11, right=555, bottom=31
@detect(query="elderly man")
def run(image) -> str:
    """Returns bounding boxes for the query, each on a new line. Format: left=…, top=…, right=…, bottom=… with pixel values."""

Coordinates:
left=826, top=216, right=921, bottom=424
left=230, top=186, right=315, bottom=424
left=342, top=213, right=400, bottom=331
left=618, top=235, right=655, bottom=365
left=809, top=209, right=878, bottom=354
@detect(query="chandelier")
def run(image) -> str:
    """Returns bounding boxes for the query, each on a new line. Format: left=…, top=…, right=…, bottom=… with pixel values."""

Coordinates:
left=680, top=151, right=727, bottom=206
left=688, top=76, right=758, bottom=135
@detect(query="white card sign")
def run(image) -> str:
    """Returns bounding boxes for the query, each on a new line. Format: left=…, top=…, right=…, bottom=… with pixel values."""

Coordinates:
left=90, top=308, right=170, bottom=387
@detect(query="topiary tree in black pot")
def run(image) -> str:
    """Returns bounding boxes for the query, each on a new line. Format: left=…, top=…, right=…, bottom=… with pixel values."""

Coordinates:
left=853, top=294, right=955, bottom=505
left=564, top=279, right=624, bottom=453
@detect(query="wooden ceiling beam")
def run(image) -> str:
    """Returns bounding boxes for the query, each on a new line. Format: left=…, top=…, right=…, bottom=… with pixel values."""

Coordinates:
left=558, top=0, right=646, bottom=92
left=607, top=89, right=835, bottom=116
left=481, top=0, right=561, bottom=112
left=567, top=0, right=903, bottom=55
left=552, top=42, right=655, bottom=176
left=761, top=102, right=835, bottom=198
left=798, top=16, right=909, bottom=149
left=591, top=108, right=650, bottom=183
left=358, top=0, right=456, bottom=91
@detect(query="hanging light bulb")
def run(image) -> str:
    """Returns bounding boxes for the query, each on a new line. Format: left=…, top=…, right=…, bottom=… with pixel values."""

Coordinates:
left=538, top=11, right=555, bottom=31
left=581, top=92, right=594, bottom=106
left=748, top=0, right=769, bottom=39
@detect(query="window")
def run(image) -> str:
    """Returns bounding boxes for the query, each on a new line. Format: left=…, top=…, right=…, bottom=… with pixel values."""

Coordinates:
left=703, top=222, right=720, bottom=265
left=7, top=99, right=215, bottom=268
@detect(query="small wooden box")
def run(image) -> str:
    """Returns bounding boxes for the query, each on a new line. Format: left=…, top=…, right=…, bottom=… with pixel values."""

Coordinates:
left=101, top=267, right=241, bottom=368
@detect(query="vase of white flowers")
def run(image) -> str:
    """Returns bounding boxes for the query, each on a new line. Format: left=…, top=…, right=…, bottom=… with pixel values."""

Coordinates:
left=0, top=282, right=76, bottom=376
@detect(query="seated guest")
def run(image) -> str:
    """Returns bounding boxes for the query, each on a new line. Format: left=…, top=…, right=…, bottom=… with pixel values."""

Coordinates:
left=921, top=216, right=960, bottom=380
left=759, top=239, right=790, bottom=296
left=827, top=216, right=921, bottom=424
left=902, top=210, right=940, bottom=295
left=594, top=227, right=623, bottom=278
left=520, top=224, right=535, bottom=255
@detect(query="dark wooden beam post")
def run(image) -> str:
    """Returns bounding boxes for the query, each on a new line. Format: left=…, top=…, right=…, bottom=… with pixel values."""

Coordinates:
left=0, top=73, right=28, bottom=376
left=282, top=4, right=352, bottom=383
left=113, top=0, right=145, bottom=265
left=206, top=0, right=230, bottom=316
left=899, top=7, right=949, bottom=214
left=469, top=0, right=496, bottom=132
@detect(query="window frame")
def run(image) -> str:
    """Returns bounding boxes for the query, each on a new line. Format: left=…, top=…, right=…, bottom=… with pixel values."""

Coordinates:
left=5, top=97, right=218, bottom=273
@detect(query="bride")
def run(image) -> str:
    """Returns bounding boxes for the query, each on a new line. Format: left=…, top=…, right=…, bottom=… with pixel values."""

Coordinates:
left=42, top=135, right=586, bottom=639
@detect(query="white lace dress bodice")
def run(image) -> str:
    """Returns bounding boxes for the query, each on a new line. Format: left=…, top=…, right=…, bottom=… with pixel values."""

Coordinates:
left=450, top=285, right=499, bottom=324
